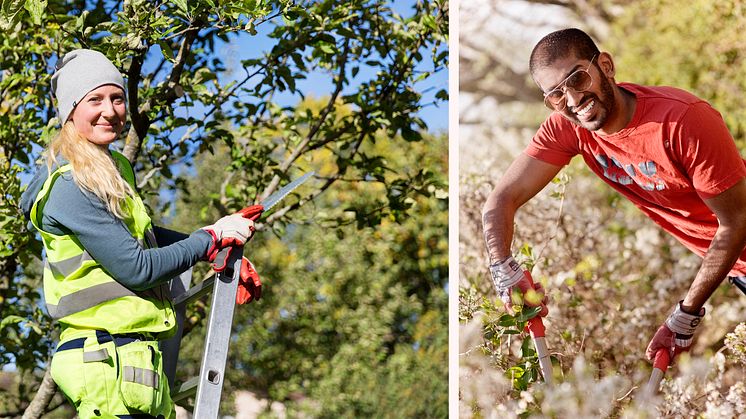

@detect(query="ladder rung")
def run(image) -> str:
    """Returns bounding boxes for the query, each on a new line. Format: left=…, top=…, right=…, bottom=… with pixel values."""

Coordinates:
left=173, top=276, right=215, bottom=306
left=171, top=376, right=199, bottom=403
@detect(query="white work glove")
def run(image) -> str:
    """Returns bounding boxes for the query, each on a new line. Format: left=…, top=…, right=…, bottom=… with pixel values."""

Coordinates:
left=202, top=214, right=255, bottom=261
left=646, top=301, right=705, bottom=362
left=489, top=256, right=548, bottom=317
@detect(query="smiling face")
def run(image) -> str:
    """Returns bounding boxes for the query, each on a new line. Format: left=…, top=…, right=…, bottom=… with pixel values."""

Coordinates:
left=70, top=84, right=127, bottom=146
left=534, top=53, right=617, bottom=132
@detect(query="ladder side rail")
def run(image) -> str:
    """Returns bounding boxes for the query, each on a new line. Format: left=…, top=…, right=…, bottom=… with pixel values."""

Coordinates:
left=192, top=247, right=242, bottom=418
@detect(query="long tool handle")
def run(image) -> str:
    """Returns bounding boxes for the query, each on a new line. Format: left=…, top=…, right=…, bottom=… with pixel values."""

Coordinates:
left=527, top=318, right=553, bottom=385
left=644, top=349, right=670, bottom=397
left=524, top=271, right=553, bottom=385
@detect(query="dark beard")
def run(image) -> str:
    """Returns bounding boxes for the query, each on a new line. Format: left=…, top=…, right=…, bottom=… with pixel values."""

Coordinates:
left=562, top=75, right=616, bottom=132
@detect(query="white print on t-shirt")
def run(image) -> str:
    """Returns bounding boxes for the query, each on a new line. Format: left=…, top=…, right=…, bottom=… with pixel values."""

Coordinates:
left=594, top=153, right=668, bottom=191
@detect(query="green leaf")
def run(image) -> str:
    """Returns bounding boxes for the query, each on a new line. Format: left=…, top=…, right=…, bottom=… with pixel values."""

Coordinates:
left=519, top=243, right=533, bottom=265
left=336, top=27, right=356, bottom=38
left=318, top=42, right=336, bottom=54
left=0, top=0, right=25, bottom=30
left=497, top=313, right=516, bottom=327
left=520, top=336, right=536, bottom=358
left=23, top=0, right=45, bottom=25
left=75, top=9, right=88, bottom=32
left=28, top=320, right=43, bottom=335
left=0, top=314, right=24, bottom=330
left=434, top=188, right=448, bottom=199
left=172, top=0, right=188, bottom=15
left=283, top=8, right=299, bottom=20
left=401, top=126, right=422, bottom=142
left=515, top=306, right=542, bottom=322
left=507, top=365, right=525, bottom=378
left=157, top=40, right=175, bottom=62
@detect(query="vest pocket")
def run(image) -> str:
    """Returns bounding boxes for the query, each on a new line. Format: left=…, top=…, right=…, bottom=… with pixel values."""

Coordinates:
left=116, top=341, right=163, bottom=414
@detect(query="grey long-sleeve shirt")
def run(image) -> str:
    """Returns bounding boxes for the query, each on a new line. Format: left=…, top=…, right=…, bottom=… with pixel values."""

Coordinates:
left=20, top=159, right=212, bottom=291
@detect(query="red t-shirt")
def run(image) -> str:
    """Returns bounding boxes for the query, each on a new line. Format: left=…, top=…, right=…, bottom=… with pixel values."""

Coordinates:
left=526, top=83, right=746, bottom=275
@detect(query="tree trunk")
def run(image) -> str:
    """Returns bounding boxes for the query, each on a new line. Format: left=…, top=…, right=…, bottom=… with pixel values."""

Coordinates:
left=22, top=365, right=58, bottom=419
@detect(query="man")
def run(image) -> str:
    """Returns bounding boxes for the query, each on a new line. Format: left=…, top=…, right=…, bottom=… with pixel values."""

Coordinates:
left=481, top=28, right=746, bottom=364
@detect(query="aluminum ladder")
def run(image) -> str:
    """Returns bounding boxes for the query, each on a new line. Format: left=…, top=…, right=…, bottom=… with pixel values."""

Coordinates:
left=160, top=245, right=244, bottom=418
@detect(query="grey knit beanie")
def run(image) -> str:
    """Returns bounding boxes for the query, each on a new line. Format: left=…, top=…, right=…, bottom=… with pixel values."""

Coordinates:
left=51, top=49, right=125, bottom=124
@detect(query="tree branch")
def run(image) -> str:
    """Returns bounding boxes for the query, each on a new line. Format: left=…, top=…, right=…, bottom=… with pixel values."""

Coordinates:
left=21, top=362, right=57, bottom=419
left=136, top=125, right=197, bottom=189
left=265, top=126, right=367, bottom=225
left=123, top=21, right=201, bottom=163
left=264, top=10, right=433, bottom=224
left=202, top=65, right=267, bottom=120
left=259, top=38, right=351, bottom=202
left=123, top=49, right=147, bottom=162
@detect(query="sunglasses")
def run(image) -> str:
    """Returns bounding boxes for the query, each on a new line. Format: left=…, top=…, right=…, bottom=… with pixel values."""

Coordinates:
left=543, top=55, right=597, bottom=111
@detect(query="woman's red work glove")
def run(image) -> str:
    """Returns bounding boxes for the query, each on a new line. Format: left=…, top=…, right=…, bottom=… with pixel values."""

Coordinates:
left=646, top=301, right=705, bottom=362
left=236, top=257, right=262, bottom=304
left=489, top=256, right=548, bottom=317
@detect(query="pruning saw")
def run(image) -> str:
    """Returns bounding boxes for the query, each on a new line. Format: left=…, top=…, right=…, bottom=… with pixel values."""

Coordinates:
left=212, top=171, right=315, bottom=271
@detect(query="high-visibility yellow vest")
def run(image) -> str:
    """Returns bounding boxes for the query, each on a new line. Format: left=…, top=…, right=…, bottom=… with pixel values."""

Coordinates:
left=30, top=151, right=176, bottom=341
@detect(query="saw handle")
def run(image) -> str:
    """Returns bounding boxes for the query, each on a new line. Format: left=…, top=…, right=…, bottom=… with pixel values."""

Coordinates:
left=213, top=205, right=265, bottom=272
left=237, top=204, right=265, bottom=221
left=526, top=316, right=546, bottom=338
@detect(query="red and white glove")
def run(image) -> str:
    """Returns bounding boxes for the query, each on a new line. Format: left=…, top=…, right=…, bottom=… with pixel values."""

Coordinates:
left=236, top=257, right=262, bottom=305
left=646, top=301, right=705, bottom=362
left=489, top=256, right=548, bottom=317
left=202, top=214, right=255, bottom=261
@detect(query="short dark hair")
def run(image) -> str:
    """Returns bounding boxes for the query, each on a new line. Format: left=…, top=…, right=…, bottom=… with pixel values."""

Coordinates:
left=529, top=28, right=600, bottom=78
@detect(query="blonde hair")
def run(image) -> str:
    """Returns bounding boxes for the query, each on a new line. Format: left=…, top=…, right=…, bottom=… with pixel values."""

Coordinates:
left=46, top=121, right=135, bottom=219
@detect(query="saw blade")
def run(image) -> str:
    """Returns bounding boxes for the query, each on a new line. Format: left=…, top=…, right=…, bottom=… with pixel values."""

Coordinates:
left=260, top=171, right=315, bottom=211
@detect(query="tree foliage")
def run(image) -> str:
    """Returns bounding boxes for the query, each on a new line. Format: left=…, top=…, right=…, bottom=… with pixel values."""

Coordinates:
left=0, top=0, right=447, bottom=416
left=169, top=128, right=447, bottom=416
left=608, top=0, right=746, bottom=146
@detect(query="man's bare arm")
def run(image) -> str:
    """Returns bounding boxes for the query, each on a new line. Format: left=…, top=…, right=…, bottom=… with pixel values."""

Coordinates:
left=682, top=178, right=746, bottom=313
left=482, top=153, right=563, bottom=263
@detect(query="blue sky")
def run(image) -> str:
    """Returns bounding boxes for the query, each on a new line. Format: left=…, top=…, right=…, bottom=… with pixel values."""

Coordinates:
left=134, top=1, right=448, bottom=198
left=124, top=1, right=447, bottom=201
left=247, top=1, right=448, bottom=131
left=157, top=1, right=448, bottom=135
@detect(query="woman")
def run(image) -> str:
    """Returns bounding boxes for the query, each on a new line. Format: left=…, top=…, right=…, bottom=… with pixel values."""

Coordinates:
left=20, top=49, right=256, bottom=419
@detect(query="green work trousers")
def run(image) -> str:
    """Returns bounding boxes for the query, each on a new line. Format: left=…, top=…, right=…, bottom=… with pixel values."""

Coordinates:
left=50, top=329, right=175, bottom=419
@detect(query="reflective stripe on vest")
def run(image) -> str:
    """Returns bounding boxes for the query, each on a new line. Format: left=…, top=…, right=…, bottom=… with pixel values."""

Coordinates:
left=46, top=281, right=138, bottom=319
left=44, top=250, right=94, bottom=278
